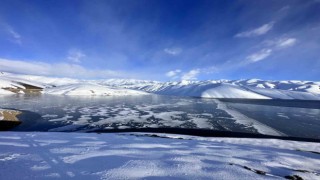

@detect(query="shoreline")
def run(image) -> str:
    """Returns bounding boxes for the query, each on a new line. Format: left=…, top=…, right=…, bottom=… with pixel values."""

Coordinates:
left=0, top=109, right=22, bottom=130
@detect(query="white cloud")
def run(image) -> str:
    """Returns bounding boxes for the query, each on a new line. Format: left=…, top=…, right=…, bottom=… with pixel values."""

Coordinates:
left=279, top=5, right=290, bottom=12
left=165, top=69, right=181, bottom=77
left=235, top=22, right=274, bottom=38
left=276, top=38, right=297, bottom=48
left=166, top=67, right=217, bottom=80
left=8, top=29, right=21, bottom=43
left=242, top=37, right=297, bottom=65
left=164, top=48, right=182, bottom=55
left=67, top=49, right=86, bottom=63
left=201, top=66, right=218, bottom=74
left=0, top=58, right=124, bottom=79
left=181, top=69, right=200, bottom=80
left=246, top=49, right=272, bottom=63
left=1, top=24, right=22, bottom=44
left=264, top=37, right=297, bottom=48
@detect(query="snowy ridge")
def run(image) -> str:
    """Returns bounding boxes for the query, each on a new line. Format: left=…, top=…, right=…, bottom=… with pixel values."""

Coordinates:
left=44, top=83, right=148, bottom=96
left=0, top=72, right=147, bottom=96
left=101, top=79, right=320, bottom=100
left=1, top=72, right=320, bottom=99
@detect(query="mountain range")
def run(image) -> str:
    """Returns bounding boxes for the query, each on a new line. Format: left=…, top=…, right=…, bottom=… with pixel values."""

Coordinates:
left=1, top=72, right=319, bottom=100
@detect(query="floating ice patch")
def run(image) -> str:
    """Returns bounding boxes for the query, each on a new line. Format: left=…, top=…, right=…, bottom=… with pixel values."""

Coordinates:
left=30, top=164, right=51, bottom=171
left=0, top=142, right=29, bottom=147
left=49, top=115, right=73, bottom=122
left=277, top=113, right=290, bottom=119
left=0, top=153, right=21, bottom=161
left=214, top=100, right=285, bottom=136
left=42, top=114, right=58, bottom=118
left=0, top=136, right=21, bottom=140
left=187, top=115, right=212, bottom=129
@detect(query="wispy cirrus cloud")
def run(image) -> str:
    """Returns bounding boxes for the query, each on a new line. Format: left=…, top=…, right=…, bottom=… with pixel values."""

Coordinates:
left=235, top=22, right=274, bottom=38
left=165, top=69, right=181, bottom=78
left=264, top=37, right=297, bottom=48
left=181, top=69, right=200, bottom=80
left=244, top=37, right=297, bottom=64
left=67, top=49, right=86, bottom=63
left=164, top=47, right=182, bottom=55
left=0, top=23, right=22, bottom=45
left=246, top=49, right=272, bottom=63
left=167, top=36, right=298, bottom=81
left=166, top=66, right=218, bottom=81
left=274, top=38, right=297, bottom=48
left=7, top=28, right=21, bottom=44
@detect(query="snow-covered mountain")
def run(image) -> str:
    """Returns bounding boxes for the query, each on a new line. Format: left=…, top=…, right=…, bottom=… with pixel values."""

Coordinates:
left=44, top=83, right=148, bottom=96
left=99, top=78, right=320, bottom=100
left=0, top=72, right=147, bottom=96
left=1, top=72, right=320, bottom=100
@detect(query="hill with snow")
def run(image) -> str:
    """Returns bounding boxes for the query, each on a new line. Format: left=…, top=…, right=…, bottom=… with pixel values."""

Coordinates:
left=44, top=83, right=148, bottom=96
left=100, top=79, right=320, bottom=100
left=0, top=72, right=320, bottom=100
left=0, top=72, right=148, bottom=96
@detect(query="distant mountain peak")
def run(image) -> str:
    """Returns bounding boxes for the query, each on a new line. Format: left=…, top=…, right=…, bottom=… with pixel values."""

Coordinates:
left=0, top=72, right=319, bottom=99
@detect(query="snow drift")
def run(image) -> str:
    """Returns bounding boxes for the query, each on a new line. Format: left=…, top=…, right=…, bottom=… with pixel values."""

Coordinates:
left=0, top=132, right=319, bottom=179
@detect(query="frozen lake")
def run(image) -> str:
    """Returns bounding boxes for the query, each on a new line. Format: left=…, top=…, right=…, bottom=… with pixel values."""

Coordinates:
left=1, top=94, right=320, bottom=139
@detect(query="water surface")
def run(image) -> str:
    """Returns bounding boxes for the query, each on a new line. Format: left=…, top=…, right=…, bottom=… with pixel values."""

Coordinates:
left=0, top=94, right=319, bottom=139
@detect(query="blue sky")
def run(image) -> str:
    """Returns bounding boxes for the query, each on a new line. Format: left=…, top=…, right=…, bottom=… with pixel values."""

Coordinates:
left=0, top=0, right=319, bottom=81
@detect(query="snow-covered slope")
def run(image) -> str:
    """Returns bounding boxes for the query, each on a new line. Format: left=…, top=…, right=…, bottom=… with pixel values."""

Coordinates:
left=202, top=84, right=270, bottom=99
left=0, top=72, right=46, bottom=88
left=0, top=72, right=147, bottom=96
left=0, top=73, right=44, bottom=94
left=1, top=72, right=320, bottom=100
left=101, top=79, right=320, bottom=100
left=44, top=83, right=148, bottom=96
left=0, top=132, right=319, bottom=179
left=244, top=86, right=320, bottom=100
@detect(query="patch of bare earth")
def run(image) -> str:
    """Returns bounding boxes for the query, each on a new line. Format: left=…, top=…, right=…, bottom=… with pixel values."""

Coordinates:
left=2, top=82, right=43, bottom=94
left=0, top=109, right=22, bottom=130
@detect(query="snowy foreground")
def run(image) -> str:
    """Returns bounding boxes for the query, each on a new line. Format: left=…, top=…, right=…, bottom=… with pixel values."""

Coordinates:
left=1, top=72, right=320, bottom=100
left=0, top=132, right=319, bottom=179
